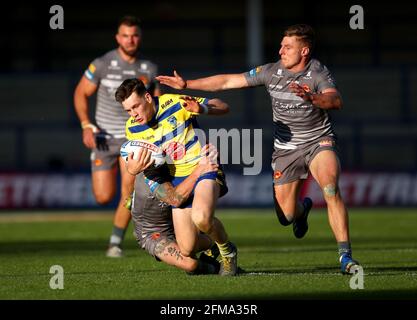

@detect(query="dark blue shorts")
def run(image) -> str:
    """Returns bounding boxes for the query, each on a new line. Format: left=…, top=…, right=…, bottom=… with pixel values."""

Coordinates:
left=170, top=169, right=228, bottom=208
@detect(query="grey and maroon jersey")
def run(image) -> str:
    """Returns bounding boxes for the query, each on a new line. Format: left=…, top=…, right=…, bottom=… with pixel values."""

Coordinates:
left=84, top=49, right=158, bottom=138
left=131, top=172, right=173, bottom=243
left=245, top=59, right=337, bottom=150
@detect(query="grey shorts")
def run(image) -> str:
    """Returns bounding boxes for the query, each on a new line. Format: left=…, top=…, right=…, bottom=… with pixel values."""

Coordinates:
left=90, top=135, right=126, bottom=171
left=140, top=232, right=176, bottom=260
left=131, top=175, right=176, bottom=259
left=271, top=136, right=339, bottom=185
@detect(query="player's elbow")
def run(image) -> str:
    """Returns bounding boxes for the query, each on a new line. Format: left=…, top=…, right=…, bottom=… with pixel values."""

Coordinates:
left=73, top=84, right=81, bottom=102
left=334, top=95, right=343, bottom=110
left=165, top=194, right=186, bottom=207
left=74, top=84, right=88, bottom=104
left=219, top=102, right=230, bottom=114
left=209, top=99, right=230, bottom=114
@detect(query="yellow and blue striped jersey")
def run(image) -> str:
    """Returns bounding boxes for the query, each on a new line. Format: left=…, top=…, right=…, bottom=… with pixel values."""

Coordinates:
left=125, top=94, right=208, bottom=177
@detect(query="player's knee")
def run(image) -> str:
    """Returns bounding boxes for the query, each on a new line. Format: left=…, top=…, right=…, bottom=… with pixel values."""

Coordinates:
left=322, top=183, right=338, bottom=198
left=178, top=246, right=194, bottom=258
left=192, top=212, right=213, bottom=234
left=94, top=192, right=113, bottom=205
left=175, top=241, right=194, bottom=258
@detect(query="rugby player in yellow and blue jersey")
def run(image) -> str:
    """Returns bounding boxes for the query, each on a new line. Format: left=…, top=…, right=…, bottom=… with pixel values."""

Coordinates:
left=115, top=78, right=238, bottom=276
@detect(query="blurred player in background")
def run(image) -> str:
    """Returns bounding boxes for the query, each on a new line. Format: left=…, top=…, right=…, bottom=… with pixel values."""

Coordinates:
left=156, top=24, right=360, bottom=274
left=115, top=78, right=239, bottom=276
left=74, top=16, right=160, bottom=258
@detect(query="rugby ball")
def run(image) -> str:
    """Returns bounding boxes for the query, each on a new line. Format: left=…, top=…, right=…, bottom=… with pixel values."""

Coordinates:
left=120, top=140, right=166, bottom=167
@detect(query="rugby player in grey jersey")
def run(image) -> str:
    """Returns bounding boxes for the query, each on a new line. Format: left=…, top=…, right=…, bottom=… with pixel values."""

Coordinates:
left=129, top=144, right=222, bottom=274
left=74, top=16, right=160, bottom=258
left=157, top=24, right=360, bottom=274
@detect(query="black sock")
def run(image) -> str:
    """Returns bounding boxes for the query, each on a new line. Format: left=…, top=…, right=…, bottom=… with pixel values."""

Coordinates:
left=190, top=257, right=220, bottom=275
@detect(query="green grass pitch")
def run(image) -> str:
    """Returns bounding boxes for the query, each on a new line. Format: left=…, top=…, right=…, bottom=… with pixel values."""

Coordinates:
left=0, top=208, right=416, bottom=300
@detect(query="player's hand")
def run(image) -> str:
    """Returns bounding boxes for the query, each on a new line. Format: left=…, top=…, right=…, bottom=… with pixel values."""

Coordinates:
left=82, top=128, right=97, bottom=149
left=289, top=82, right=313, bottom=102
left=126, top=148, right=155, bottom=176
left=198, top=144, right=219, bottom=174
left=179, top=96, right=201, bottom=113
left=156, top=70, right=187, bottom=89
left=95, top=132, right=109, bottom=151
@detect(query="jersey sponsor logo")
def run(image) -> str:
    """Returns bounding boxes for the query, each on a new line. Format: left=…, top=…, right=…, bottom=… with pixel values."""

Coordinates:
left=303, top=71, right=312, bottom=80
left=123, top=70, right=136, bottom=75
left=140, top=63, right=148, bottom=70
left=151, top=232, right=160, bottom=240
left=107, top=74, right=122, bottom=80
left=272, top=69, right=284, bottom=79
left=160, top=98, right=173, bottom=109
left=108, top=60, right=121, bottom=70
left=94, top=159, right=103, bottom=166
left=273, top=170, right=282, bottom=180
left=100, top=79, right=123, bottom=88
left=167, top=116, right=177, bottom=128
left=130, top=140, right=160, bottom=153
left=88, top=64, right=96, bottom=73
left=286, top=79, right=300, bottom=84
left=268, top=84, right=283, bottom=89
left=85, top=64, right=96, bottom=80
left=249, top=66, right=262, bottom=77
left=164, top=141, right=186, bottom=160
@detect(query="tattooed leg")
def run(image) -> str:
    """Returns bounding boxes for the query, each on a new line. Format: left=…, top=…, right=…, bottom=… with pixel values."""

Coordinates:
left=154, top=238, right=198, bottom=273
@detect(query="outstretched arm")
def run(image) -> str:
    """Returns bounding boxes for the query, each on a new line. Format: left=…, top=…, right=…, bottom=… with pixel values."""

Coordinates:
left=153, top=144, right=219, bottom=207
left=156, top=70, right=249, bottom=91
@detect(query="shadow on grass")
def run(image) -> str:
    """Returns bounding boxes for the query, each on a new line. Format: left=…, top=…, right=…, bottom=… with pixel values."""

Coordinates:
left=0, top=239, right=139, bottom=255
left=202, top=288, right=417, bottom=299
left=242, top=265, right=417, bottom=275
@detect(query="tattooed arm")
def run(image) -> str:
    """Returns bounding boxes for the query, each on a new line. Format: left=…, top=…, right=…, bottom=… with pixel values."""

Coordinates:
left=153, top=144, right=218, bottom=207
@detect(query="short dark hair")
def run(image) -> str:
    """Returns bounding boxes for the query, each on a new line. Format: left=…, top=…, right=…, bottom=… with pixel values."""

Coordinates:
left=283, top=24, right=315, bottom=53
left=115, top=78, right=147, bottom=103
left=118, top=15, right=141, bottom=31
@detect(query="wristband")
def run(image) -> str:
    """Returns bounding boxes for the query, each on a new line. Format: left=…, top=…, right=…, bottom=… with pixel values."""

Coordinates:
left=81, top=122, right=98, bottom=133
